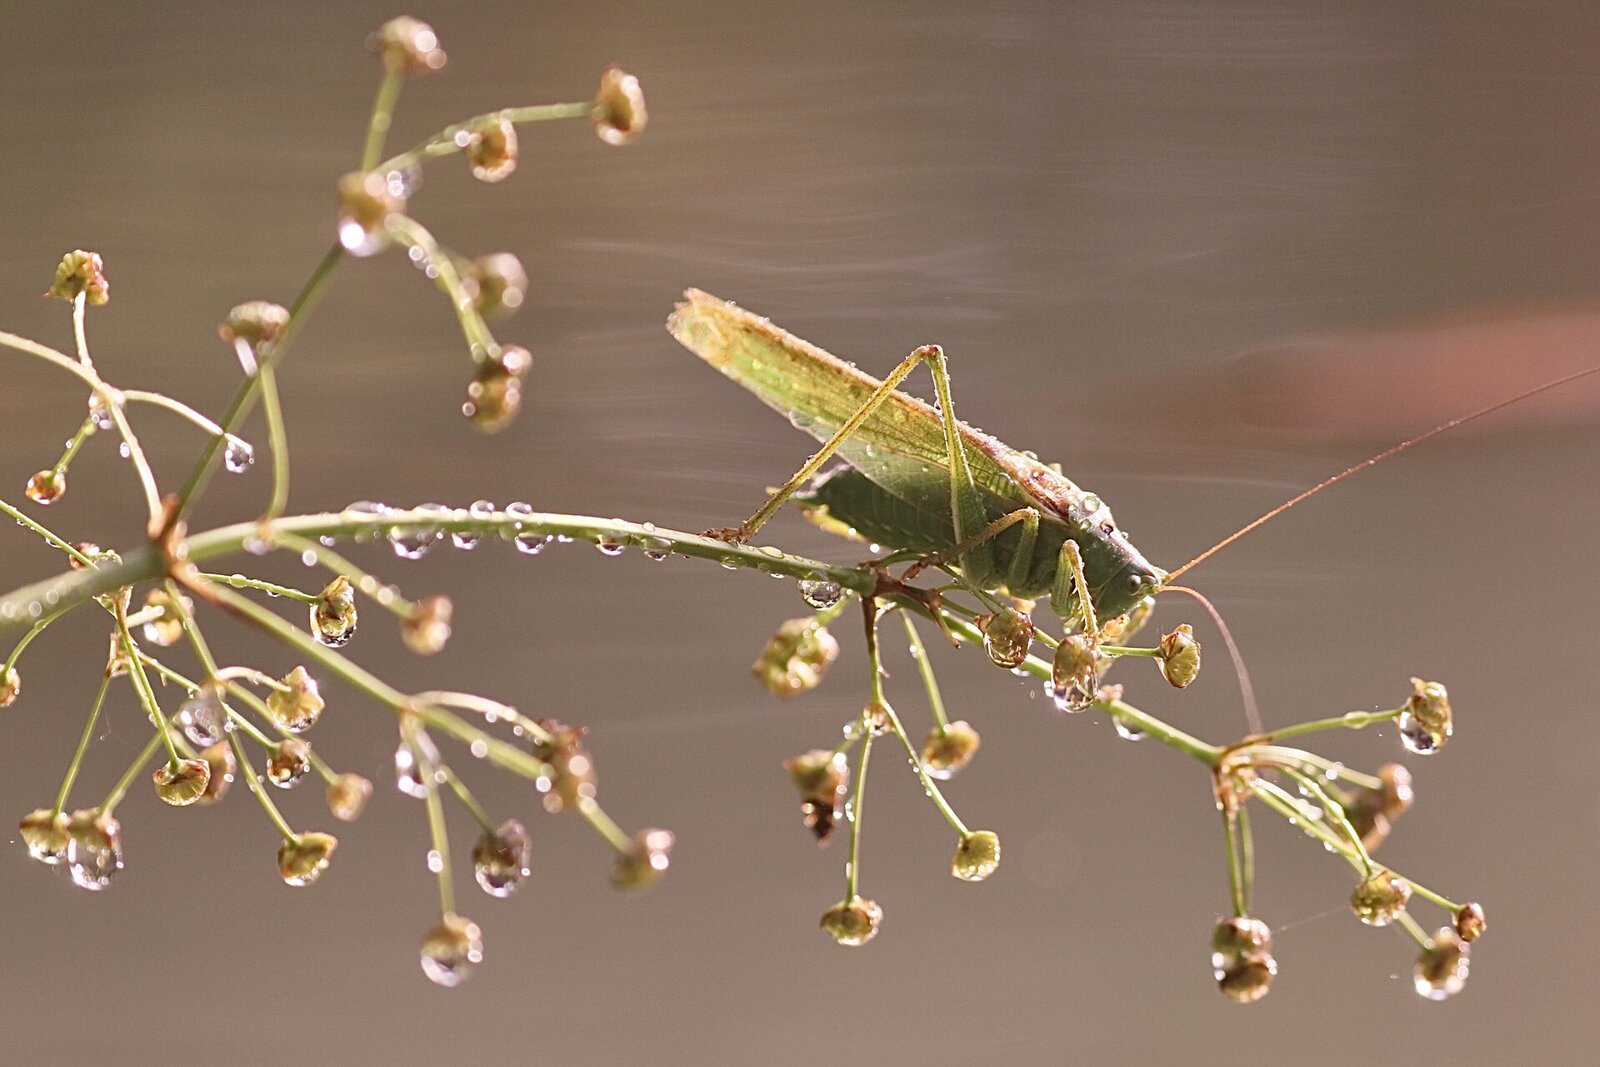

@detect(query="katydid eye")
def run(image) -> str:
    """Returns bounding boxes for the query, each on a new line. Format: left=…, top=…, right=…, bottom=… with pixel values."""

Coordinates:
left=1127, top=572, right=1151, bottom=593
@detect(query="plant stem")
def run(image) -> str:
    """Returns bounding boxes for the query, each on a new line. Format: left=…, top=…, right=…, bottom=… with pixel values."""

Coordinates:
left=274, top=531, right=416, bottom=618
left=361, top=70, right=405, bottom=171
left=54, top=671, right=114, bottom=816
left=113, top=605, right=182, bottom=770
left=899, top=612, right=951, bottom=732
left=256, top=363, right=291, bottom=525
left=441, top=768, right=495, bottom=834
left=576, top=796, right=632, bottom=854
left=388, top=216, right=497, bottom=359
left=1249, top=708, right=1403, bottom=744
left=101, top=728, right=166, bottom=815
left=381, top=102, right=592, bottom=173
left=229, top=730, right=297, bottom=843
left=0, top=496, right=97, bottom=568
left=845, top=728, right=873, bottom=901
left=200, top=572, right=318, bottom=604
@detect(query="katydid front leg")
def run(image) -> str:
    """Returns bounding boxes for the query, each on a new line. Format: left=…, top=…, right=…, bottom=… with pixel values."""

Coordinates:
left=708, top=345, right=994, bottom=583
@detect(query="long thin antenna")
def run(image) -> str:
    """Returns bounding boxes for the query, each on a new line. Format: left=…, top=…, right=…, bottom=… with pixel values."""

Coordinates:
left=1165, top=364, right=1600, bottom=582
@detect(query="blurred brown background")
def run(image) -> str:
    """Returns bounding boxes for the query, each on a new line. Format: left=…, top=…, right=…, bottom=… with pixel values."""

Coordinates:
left=3, top=1, right=1599, bottom=1063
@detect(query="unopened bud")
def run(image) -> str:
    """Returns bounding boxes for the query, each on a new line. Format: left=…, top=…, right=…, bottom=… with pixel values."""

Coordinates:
left=19, top=808, right=71, bottom=864
left=783, top=748, right=849, bottom=843
left=420, top=913, right=483, bottom=987
left=401, top=595, right=453, bottom=655
left=152, top=757, right=213, bottom=806
left=978, top=608, right=1034, bottom=669
left=1454, top=902, right=1487, bottom=943
left=1414, top=927, right=1470, bottom=1000
left=463, top=253, right=528, bottom=317
left=337, top=171, right=406, bottom=258
left=920, top=720, right=981, bottom=780
left=1398, top=678, right=1452, bottom=755
left=466, top=117, right=518, bottom=183
left=753, top=618, right=839, bottom=698
left=610, top=828, right=674, bottom=891
left=25, top=469, right=65, bottom=505
left=197, top=741, right=236, bottom=804
left=370, top=16, right=446, bottom=74
left=472, top=818, right=532, bottom=898
left=0, top=667, right=18, bottom=708
left=46, top=250, right=109, bottom=305
left=462, top=345, right=532, bottom=433
left=820, top=896, right=882, bottom=946
left=140, top=587, right=191, bottom=648
left=1349, top=869, right=1412, bottom=927
left=1050, top=634, right=1101, bottom=713
left=1157, top=623, right=1201, bottom=688
left=327, top=773, right=374, bottom=822
left=1211, top=915, right=1276, bottom=1004
left=266, top=666, right=325, bottom=732
left=952, top=830, right=1001, bottom=882
left=592, top=66, right=647, bottom=146
left=266, top=738, right=313, bottom=789
left=311, top=576, right=358, bottom=647
left=219, top=301, right=291, bottom=352
left=277, top=831, right=338, bottom=887
left=532, top=719, right=596, bottom=812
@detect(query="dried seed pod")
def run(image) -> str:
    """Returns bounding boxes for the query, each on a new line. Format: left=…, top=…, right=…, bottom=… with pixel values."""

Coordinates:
left=592, top=66, right=647, bottom=146
left=19, top=808, right=71, bottom=864
left=1211, top=916, right=1276, bottom=1004
left=419, top=913, right=483, bottom=987
left=401, top=595, right=453, bottom=655
left=327, top=773, right=374, bottom=822
left=1050, top=634, right=1101, bottom=713
left=472, top=819, right=531, bottom=898
left=266, top=738, right=313, bottom=789
left=532, top=719, right=596, bottom=812
left=336, top=171, right=405, bottom=258
left=782, top=748, right=849, bottom=843
left=462, top=345, right=532, bottom=433
left=951, top=830, right=1001, bottom=883
left=1157, top=623, right=1201, bottom=688
left=466, top=118, right=518, bottom=182
left=820, top=896, right=882, bottom=947
left=919, top=720, right=981, bottom=781
left=152, top=758, right=213, bottom=807
left=218, top=301, right=291, bottom=352
left=978, top=608, right=1034, bottom=669
left=610, top=828, right=674, bottom=891
left=752, top=618, right=839, bottom=698
left=1414, top=927, right=1470, bottom=1000
left=25, top=469, right=65, bottom=505
left=1349, top=869, right=1412, bottom=927
left=1454, top=902, right=1487, bottom=943
left=277, top=831, right=338, bottom=887
left=197, top=742, right=236, bottom=804
left=1398, top=678, right=1452, bottom=755
left=0, top=666, right=18, bottom=708
left=463, top=253, right=528, bottom=317
left=311, top=576, right=358, bottom=647
left=266, top=666, right=325, bottom=732
left=370, top=16, right=446, bottom=74
left=46, top=249, right=109, bottom=305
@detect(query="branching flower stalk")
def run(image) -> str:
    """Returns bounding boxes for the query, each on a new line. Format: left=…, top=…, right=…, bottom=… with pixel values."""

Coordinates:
left=1, top=15, right=1483, bottom=1001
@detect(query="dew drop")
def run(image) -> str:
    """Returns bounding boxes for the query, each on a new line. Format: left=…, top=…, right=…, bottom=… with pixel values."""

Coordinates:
left=799, top=579, right=844, bottom=609
left=68, top=838, right=124, bottom=891
left=595, top=537, right=627, bottom=557
left=1113, top=718, right=1146, bottom=742
left=453, top=500, right=494, bottom=550
left=223, top=437, right=255, bottom=474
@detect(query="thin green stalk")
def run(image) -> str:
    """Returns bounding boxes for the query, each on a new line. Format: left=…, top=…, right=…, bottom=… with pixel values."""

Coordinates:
left=53, top=671, right=115, bottom=815
left=1237, top=805, right=1254, bottom=914
left=165, top=579, right=221, bottom=678
left=122, top=388, right=241, bottom=443
left=0, top=497, right=96, bottom=568
left=5, top=613, right=62, bottom=677
left=441, top=768, right=495, bottom=834
left=273, top=530, right=416, bottom=618
left=1281, top=766, right=1373, bottom=875
left=381, top=102, right=592, bottom=172
left=576, top=796, right=632, bottom=853
left=101, top=728, right=166, bottom=814
left=1222, top=809, right=1247, bottom=916
left=200, top=572, right=317, bottom=604
left=1396, top=910, right=1432, bottom=950
left=71, top=294, right=93, bottom=370
left=257, top=363, right=291, bottom=525
left=389, top=216, right=497, bottom=359
left=113, top=606, right=181, bottom=770
left=899, top=612, right=951, bottom=733
left=845, top=728, right=873, bottom=901
left=1251, top=708, right=1403, bottom=744
left=361, top=70, right=405, bottom=171
left=229, top=730, right=297, bottom=843
left=52, top=414, right=97, bottom=475
left=409, top=724, right=456, bottom=917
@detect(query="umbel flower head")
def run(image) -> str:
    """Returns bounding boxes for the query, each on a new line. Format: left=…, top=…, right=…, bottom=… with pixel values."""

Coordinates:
left=820, top=896, right=882, bottom=946
left=1341, top=762, right=1414, bottom=852
left=472, top=819, right=532, bottom=898
left=1157, top=624, right=1201, bottom=688
left=0, top=665, right=19, bottom=707
left=266, top=666, right=325, bottom=732
left=610, top=828, right=674, bottom=891
left=312, top=576, right=358, bottom=647
left=152, top=758, right=213, bottom=806
left=278, top=832, right=338, bottom=887
left=25, top=469, right=65, bottom=505
left=919, top=720, right=981, bottom=780
left=532, top=718, right=596, bottom=813
left=463, top=346, right=533, bottom=433
left=336, top=171, right=406, bottom=258
left=139, top=588, right=191, bottom=648
left=752, top=617, right=839, bottom=698
left=1398, top=677, right=1452, bottom=755
left=592, top=66, right=647, bottom=146
left=370, top=16, right=446, bottom=74
left=197, top=742, right=236, bottom=804
left=420, top=913, right=483, bottom=988
left=1349, top=869, right=1411, bottom=927
left=466, top=117, right=518, bottom=183
left=951, top=830, right=1001, bottom=882
left=977, top=607, right=1033, bottom=669
left=327, top=773, right=374, bottom=822
left=219, top=301, right=291, bottom=352
left=782, top=748, right=849, bottom=843
left=46, top=249, right=109, bottom=305
left=1211, top=916, right=1276, bottom=1004
left=19, top=808, right=71, bottom=864
left=401, top=596, right=453, bottom=655
left=1415, top=927, right=1471, bottom=1000
left=464, top=253, right=528, bottom=317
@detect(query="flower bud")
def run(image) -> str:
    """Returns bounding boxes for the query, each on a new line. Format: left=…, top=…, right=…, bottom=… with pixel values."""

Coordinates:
left=820, top=896, right=882, bottom=946
left=66, top=809, right=124, bottom=891
left=0, top=666, right=19, bottom=708
left=266, top=738, right=313, bottom=789
left=466, top=117, right=518, bottom=182
left=401, top=595, right=453, bottom=655
left=152, top=758, right=213, bottom=806
left=752, top=618, right=839, bottom=698
left=919, top=720, right=981, bottom=780
left=337, top=171, right=406, bottom=258
left=952, top=830, right=1001, bottom=882
left=327, top=773, right=374, bottom=822
left=1100, top=595, right=1155, bottom=643
left=783, top=748, right=849, bottom=843
left=610, top=828, right=674, bottom=891
left=472, top=818, right=532, bottom=898
left=46, top=250, right=109, bottom=305
left=1454, top=902, right=1487, bottom=943
left=139, top=587, right=191, bottom=648
left=420, top=913, right=483, bottom=987
left=532, top=719, right=596, bottom=812
left=218, top=301, right=291, bottom=352
left=1157, top=623, right=1201, bottom=688
left=978, top=608, right=1034, bottom=669
left=197, top=741, right=236, bottom=804
left=1050, top=634, right=1101, bottom=713
left=462, top=345, right=532, bottom=433
left=1211, top=915, right=1276, bottom=1004
left=592, top=66, right=647, bottom=146
left=311, top=576, right=358, bottom=647
left=1398, top=677, right=1452, bottom=755
left=19, top=808, right=71, bottom=864
left=277, top=831, right=338, bottom=887
left=463, top=253, right=528, bottom=317
left=1414, top=927, right=1470, bottom=1000
left=1349, top=869, right=1411, bottom=926
left=25, top=468, right=65, bottom=505
left=266, top=666, right=325, bottom=732
left=1340, top=763, right=1413, bottom=852
left=370, top=16, right=446, bottom=74
left=1377, top=763, right=1415, bottom=818
left=860, top=699, right=892, bottom=737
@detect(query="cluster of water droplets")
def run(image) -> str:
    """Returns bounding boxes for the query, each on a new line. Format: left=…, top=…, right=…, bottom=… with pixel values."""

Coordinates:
left=176, top=685, right=229, bottom=747
left=223, top=436, right=255, bottom=474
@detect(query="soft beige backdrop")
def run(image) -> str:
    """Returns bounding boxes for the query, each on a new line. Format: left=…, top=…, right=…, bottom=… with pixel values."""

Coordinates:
left=2, top=2, right=1597, bottom=1063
